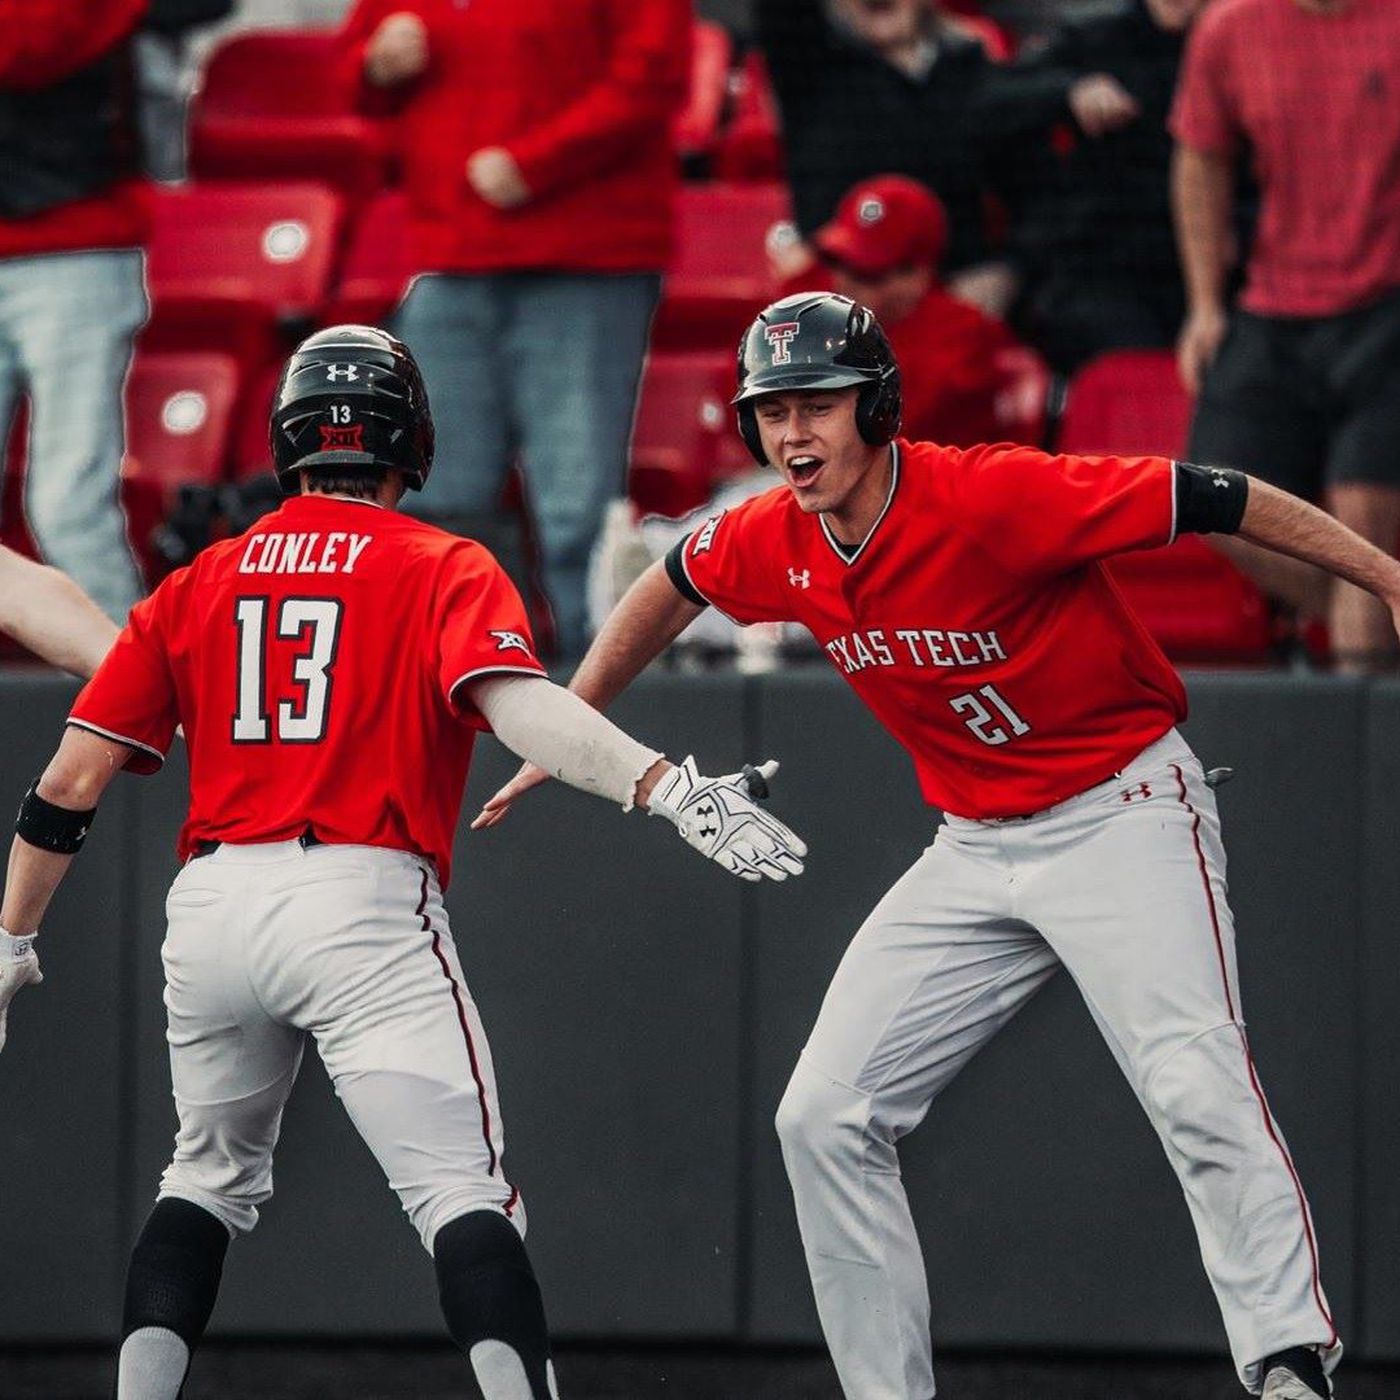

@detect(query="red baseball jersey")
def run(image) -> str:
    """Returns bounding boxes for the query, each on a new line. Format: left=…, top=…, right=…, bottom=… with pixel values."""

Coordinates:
left=671, top=439, right=1186, bottom=819
left=69, top=495, right=545, bottom=885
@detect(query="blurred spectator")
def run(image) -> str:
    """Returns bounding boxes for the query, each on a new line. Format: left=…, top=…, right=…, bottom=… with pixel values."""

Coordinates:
left=135, top=0, right=236, bottom=181
left=756, top=0, right=1138, bottom=319
left=1172, top=0, right=1400, bottom=670
left=342, top=0, right=690, bottom=658
left=1006, top=0, right=1204, bottom=372
left=0, top=0, right=149, bottom=624
left=785, top=175, right=1018, bottom=445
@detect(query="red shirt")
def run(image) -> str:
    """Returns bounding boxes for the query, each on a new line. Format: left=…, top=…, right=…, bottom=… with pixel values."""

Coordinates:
left=341, top=0, right=690, bottom=274
left=674, top=440, right=1185, bottom=819
left=1171, top=0, right=1400, bottom=317
left=0, top=0, right=151, bottom=261
left=69, top=496, right=546, bottom=886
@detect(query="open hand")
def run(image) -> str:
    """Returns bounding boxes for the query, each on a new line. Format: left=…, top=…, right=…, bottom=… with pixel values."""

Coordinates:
left=647, top=757, right=806, bottom=883
left=472, top=760, right=550, bottom=830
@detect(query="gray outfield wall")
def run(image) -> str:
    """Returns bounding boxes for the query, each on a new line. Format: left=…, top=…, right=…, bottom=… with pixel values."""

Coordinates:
left=0, top=668, right=1396, bottom=1358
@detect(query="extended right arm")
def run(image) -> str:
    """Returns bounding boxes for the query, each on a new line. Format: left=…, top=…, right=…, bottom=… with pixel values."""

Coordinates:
left=472, top=561, right=702, bottom=826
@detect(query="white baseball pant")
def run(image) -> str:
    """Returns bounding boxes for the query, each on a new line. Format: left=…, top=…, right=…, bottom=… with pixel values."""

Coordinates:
left=156, top=840, right=521, bottom=1251
left=775, top=730, right=1339, bottom=1398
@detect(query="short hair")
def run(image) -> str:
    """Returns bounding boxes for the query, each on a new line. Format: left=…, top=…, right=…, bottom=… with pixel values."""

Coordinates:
left=301, top=467, right=384, bottom=500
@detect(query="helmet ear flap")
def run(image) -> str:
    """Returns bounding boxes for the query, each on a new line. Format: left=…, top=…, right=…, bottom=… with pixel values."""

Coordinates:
left=737, top=399, right=766, bottom=464
left=855, top=367, right=902, bottom=446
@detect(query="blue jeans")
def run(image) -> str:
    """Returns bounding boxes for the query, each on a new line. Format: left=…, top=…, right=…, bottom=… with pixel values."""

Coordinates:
left=0, top=250, right=146, bottom=622
left=396, top=271, right=659, bottom=655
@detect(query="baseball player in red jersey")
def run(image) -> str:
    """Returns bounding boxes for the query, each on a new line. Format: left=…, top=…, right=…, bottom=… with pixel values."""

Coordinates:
left=479, top=293, right=1400, bottom=1400
left=0, top=326, right=806, bottom=1400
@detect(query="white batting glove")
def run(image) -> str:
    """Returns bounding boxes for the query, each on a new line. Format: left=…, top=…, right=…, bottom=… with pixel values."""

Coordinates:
left=0, top=927, right=42, bottom=1054
left=647, top=757, right=807, bottom=882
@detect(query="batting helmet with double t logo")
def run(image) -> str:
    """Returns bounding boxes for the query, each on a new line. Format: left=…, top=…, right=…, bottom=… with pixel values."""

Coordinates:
left=732, top=292, right=902, bottom=464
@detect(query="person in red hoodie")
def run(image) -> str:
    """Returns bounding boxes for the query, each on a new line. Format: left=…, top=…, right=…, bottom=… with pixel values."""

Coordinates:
left=0, top=0, right=149, bottom=625
left=784, top=175, right=1018, bottom=447
left=341, top=0, right=691, bottom=657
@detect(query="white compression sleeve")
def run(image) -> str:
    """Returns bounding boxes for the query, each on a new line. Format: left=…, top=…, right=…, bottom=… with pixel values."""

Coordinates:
left=470, top=674, right=664, bottom=812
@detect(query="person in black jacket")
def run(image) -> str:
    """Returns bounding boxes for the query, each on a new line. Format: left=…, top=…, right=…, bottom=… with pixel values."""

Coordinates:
left=756, top=0, right=1138, bottom=319
left=1004, top=0, right=1209, bottom=372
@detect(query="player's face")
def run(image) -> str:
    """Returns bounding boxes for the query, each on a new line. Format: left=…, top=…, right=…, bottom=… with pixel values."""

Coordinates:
left=754, top=388, right=877, bottom=514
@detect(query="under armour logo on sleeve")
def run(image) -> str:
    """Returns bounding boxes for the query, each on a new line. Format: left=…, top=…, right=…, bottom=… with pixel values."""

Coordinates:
left=489, top=630, right=531, bottom=654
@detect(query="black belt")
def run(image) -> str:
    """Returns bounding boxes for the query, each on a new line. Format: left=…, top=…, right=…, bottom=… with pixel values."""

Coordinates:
left=190, top=828, right=324, bottom=860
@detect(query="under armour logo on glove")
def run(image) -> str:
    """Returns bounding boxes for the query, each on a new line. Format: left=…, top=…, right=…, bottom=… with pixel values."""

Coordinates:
left=647, top=757, right=806, bottom=883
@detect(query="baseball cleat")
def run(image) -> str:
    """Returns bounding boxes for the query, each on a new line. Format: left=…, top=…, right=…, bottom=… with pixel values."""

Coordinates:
left=1260, top=1347, right=1331, bottom=1399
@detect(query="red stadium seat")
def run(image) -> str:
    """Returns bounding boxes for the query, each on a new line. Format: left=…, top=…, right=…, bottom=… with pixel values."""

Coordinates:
left=188, top=29, right=389, bottom=200
left=1058, top=351, right=1272, bottom=662
left=1057, top=349, right=1192, bottom=458
left=675, top=20, right=733, bottom=169
left=121, top=352, right=242, bottom=581
left=144, top=182, right=346, bottom=373
left=1106, top=538, right=1273, bottom=663
left=229, top=361, right=285, bottom=484
left=652, top=182, right=790, bottom=350
left=714, top=52, right=784, bottom=183
left=629, top=352, right=747, bottom=517
left=323, top=191, right=412, bottom=328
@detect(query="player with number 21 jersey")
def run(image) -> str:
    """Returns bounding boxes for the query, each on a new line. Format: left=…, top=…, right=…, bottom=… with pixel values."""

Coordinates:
left=675, top=437, right=1185, bottom=818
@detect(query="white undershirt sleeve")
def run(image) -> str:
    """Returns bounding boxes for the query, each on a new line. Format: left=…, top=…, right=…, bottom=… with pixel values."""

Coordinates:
left=469, top=674, right=664, bottom=811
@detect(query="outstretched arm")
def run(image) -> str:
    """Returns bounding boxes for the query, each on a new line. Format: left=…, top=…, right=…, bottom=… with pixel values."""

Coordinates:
left=0, top=548, right=119, bottom=678
left=466, top=672, right=803, bottom=883
left=1236, top=477, right=1400, bottom=625
left=472, top=561, right=702, bottom=827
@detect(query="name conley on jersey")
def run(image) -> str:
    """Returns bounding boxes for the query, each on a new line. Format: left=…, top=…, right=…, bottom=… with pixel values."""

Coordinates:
left=238, top=532, right=374, bottom=575
left=825, top=627, right=1008, bottom=675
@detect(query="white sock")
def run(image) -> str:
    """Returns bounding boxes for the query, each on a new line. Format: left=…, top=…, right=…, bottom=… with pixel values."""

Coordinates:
left=116, top=1325, right=190, bottom=1400
left=468, top=1339, right=562, bottom=1399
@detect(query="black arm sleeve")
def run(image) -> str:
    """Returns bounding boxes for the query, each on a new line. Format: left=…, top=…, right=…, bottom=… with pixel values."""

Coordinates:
left=1174, top=461, right=1249, bottom=535
left=664, top=540, right=708, bottom=607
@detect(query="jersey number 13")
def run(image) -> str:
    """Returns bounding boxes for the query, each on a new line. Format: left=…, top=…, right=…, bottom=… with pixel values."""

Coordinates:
left=232, top=596, right=344, bottom=743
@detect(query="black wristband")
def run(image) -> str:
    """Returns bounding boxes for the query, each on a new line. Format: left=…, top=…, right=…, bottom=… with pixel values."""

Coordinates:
left=1174, top=461, right=1248, bottom=535
left=16, top=783, right=96, bottom=855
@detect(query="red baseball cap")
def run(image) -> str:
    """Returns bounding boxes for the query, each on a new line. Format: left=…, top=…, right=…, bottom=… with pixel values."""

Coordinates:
left=814, top=175, right=949, bottom=278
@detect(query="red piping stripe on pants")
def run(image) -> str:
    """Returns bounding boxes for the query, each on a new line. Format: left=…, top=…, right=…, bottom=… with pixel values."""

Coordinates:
left=1170, top=763, right=1336, bottom=1348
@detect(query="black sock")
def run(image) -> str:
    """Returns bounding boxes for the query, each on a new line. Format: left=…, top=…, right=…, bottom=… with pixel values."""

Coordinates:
left=121, top=1197, right=230, bottom=1347
left=433, top=1210, right=554, bottom=1400
left=1263, top=1346, right=1329, bottom=1397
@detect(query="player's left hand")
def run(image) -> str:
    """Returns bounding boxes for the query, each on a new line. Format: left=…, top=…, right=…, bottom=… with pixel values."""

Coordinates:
left=466, top=147, right=531, bottom=210
left=0, top=929, right=43, bottom=1054
left=646, top=757, right=807, bottom=882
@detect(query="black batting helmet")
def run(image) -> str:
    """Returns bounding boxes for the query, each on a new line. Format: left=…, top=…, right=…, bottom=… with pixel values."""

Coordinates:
left=270, top=324, right=435, bottom=494
left=733, top=292, right=901, bottom=464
